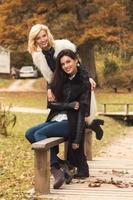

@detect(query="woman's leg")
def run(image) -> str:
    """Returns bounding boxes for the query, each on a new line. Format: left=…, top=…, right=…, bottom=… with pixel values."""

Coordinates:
left=32, top=120, right=70, bottom=189
left=86, top=119, right=104, bottom=140
left=67, top=131, right=89, bottom=178
left=25, top=122, right=52, bottom=143
left=34, top=120, right=69, bottom=141
left=74, top=134, right=89, bottom=178
left=34, top=120, right=70, bottom=165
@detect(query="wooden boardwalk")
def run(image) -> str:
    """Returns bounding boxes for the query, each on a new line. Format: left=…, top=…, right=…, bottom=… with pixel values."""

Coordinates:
left=35, top=159, right=133, bottom=200
left=99, top=111, right=133, bottom=121
left=99, top=103, right=133, bottom=121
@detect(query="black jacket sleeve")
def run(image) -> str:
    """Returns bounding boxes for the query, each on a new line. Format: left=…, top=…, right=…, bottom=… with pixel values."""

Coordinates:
left=47, top=83, right=51, bottom=89
left=73, top=83, right=91, bottom=144
left=48, top=101, right=78, bottom=111
left=73, top=103, right=86, bottom=144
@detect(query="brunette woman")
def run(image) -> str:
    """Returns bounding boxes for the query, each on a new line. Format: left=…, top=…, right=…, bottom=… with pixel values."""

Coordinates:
left=25, top=49, right=91, bottom=189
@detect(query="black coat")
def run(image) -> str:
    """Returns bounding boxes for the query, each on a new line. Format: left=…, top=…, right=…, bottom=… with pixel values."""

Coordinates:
left=46, top=67, right=91, bottom=145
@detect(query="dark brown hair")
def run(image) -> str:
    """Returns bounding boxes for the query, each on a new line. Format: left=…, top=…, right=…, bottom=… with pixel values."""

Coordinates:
left=51, top=49, right=79, bottom=101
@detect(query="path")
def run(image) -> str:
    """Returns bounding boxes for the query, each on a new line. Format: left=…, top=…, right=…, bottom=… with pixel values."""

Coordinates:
left=0, top=79, right=37, bottom=92
left=3, top=105, right=49, bottom=114
left=95, top=127, right=133, bottom=160
left=27, top=127, right=133, bottom=200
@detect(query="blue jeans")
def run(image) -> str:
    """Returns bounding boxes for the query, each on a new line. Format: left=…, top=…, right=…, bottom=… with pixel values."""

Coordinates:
left=25, top=120, right=70, bottom=165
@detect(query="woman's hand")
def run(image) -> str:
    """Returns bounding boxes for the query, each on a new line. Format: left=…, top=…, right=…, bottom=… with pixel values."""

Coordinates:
left=69, top=101, right=79, bottom=110
left=72, top=143, right=79, bottom=150
left=89, top=78, right=96, bottom=90
left=47, top=89, right=56, bottom=102
left=74, top=101, right=79, bottom=110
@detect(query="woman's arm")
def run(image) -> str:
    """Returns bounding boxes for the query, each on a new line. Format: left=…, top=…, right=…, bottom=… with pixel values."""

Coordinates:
left=48, top=101, right=79, bottom=111
left=89, top=78, right=96, bottom=90
left=73, top=103, right=87, bottom=145
left=47, top=89, right=56, bottom=102
left=79, top=66, right=96, bottom=90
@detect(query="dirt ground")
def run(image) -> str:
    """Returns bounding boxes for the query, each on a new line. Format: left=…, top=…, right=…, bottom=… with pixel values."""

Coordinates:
left=97, top=126, right=133, bottom=160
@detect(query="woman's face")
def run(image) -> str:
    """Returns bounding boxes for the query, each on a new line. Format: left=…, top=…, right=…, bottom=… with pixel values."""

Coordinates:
left=35, top=29, right=50, bottom=50
left=60, top=55, right=77, bottom=75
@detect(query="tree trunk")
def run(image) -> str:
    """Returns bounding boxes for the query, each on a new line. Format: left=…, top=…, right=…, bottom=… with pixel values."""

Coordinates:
left=77, top=41, right=97, bottom=80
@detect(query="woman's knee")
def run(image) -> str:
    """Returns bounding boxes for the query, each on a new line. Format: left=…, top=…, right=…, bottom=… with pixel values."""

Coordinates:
left=34, top=130, right=47, bottom=142
left=25, top=128, right=35, bottom=143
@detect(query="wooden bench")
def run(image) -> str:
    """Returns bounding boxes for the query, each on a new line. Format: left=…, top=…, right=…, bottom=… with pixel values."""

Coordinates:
left=32, top=128, right=92, bottom=194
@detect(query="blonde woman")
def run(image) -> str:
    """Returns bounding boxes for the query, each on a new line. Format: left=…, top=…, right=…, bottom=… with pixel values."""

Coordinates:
left=28, top=24, right=96, bottom=101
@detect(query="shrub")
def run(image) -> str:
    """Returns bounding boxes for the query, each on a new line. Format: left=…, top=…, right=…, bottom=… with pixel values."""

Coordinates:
left=0, top=105, right=17, bottom=136
left=104, top=67, right=133, bottom=88
left=103, top=58, right=119, bottom=77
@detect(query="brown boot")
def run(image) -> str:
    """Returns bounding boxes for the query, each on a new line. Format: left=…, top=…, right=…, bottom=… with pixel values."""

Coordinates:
left=57, top=159, right=74, bottom=184
left=51, top=165, right=65, bottom=189
left=61, top=163, right=74, bottom=184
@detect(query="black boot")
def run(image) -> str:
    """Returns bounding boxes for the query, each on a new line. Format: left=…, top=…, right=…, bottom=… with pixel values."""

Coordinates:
left=86, top=119, right=104, bottom=140
left=93, top=119, right=104, bottom=125
left=74, top=163, right=89, bottom=179
left=51, top=163, right=65, bottom=189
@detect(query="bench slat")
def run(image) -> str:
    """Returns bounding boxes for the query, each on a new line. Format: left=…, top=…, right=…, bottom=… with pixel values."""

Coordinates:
left=32, top=137, right=65, bottom=150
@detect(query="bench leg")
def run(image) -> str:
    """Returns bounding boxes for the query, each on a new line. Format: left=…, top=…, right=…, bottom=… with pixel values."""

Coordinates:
left=64, top=131, right=93, bottom=161
left=84, top=129, right=92, bottom=161
left=34, top=149, right=50, bottom=194
left=64, top=141, right=68, bottom=160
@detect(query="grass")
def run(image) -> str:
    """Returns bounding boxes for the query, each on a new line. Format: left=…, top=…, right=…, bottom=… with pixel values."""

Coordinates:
left=0, top=88, right=133, bottom=111
left=0, top=92, right=47, bottom=109
left=0, top=78, right=15, bottom=88
left=0, top=78, right=47, bottom=109
left=33, top=77, right=46, bottom=91
left=0, top=112, right=45, bottom=200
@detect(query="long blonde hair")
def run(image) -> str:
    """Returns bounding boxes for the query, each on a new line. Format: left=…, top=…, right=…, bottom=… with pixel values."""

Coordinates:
left=28, top=24, right=54, bottom=54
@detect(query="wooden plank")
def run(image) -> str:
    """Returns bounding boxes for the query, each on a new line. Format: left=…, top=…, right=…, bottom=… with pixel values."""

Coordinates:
left=89, top=159, right=133, bottom=169
left=99, top=112, right=133, bottom=117
left=101, top=103, right=133, bottom=105
left=40, top=184, right=133, bottom=200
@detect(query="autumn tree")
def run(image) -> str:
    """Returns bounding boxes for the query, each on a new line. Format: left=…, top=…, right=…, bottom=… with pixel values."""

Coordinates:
left=0, top=0, right=132, bottom=79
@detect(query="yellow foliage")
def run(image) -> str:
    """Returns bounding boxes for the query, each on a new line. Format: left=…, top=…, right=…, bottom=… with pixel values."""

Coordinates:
left=0, top=0, right=132, bottom=54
